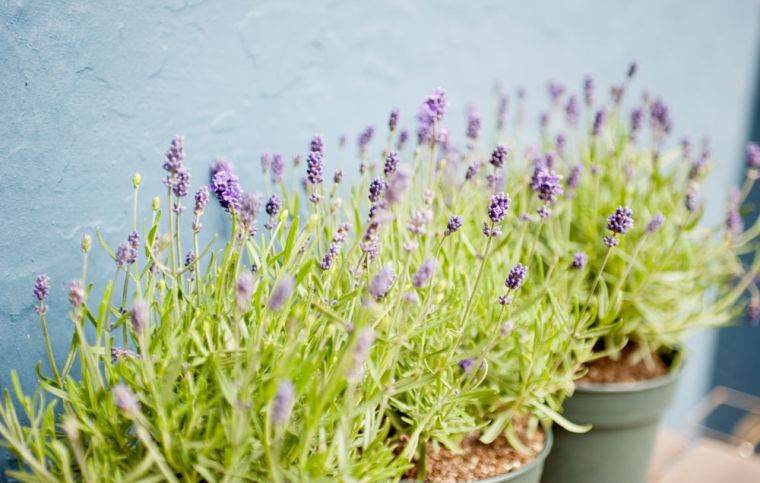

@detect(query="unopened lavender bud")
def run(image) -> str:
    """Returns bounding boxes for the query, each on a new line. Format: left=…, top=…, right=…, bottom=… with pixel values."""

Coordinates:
left=131, top=299, right=149, bottom=335
left=132, top=172, right=141, bottom=189
left=271, top=380, right=295, bottom=425
left=413, top=258, right=436, bottom=288
left=388, top=108, right=400, bottom=132
left=645, top=213, right=665, bottom=235
left=603, top=235, right=619, bottom=248
left=268, top=275, right=295, bottom=310
left=152, top=196, right=160, bottom=211
left=333, top=170, right=343, bottom=184
left=458, top=358, right=476, bottom=374
left=445, top=215, right=462, bottom=236
left=81, top=234, right=92, bottom=253
left=113, top=383, right=140, bottom=416
left=505, top=263, right=527, bottom=290
left=572, top=252, right=588, bottom=269
left=68, top=279, right=85, bottom=307
left=236, top=273, right=255, bottom=311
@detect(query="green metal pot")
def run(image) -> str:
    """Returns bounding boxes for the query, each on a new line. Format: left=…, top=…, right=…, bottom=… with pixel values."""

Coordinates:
left=476, top=429, right=553, bottom=483
left=540, top=367, right=681, bottom=483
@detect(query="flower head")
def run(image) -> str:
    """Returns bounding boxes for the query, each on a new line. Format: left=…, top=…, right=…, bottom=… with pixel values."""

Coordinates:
left=384, top=151, right=399, bottom=177
left=113, top=383, right=140, bottom=416
left=320, top=224, right=350, bottom=270
left=417, top=88, right=447, bottom=143
left=33, top=274, right=50, bottom=302
left=310, top=134, right=324, bottom=155
left=530, top=167, right=564, bottom=204
left=268, top=275, right=295, bottom=310
left=236, top=273, right=255, bottom=311
left=271, top=154, right=284, bottom=183
left=131, top=299, right=149, bottom=335
left=747, top=142, right=760, bottom=169
left=265, top=194, right=281, bottom=218
left=369, top=263, right=395, bottom=299
left=210, top=160, right=242, bottom=213
left=565, top=95, right=579, bottom=125
left=567, top=164, right=583, bottom=190
left=306, top=151, right=324, bottom=185
left=458, top=358, right=476, bottom=374
left=488, top=192, right=511, bottom=224
left=163, top=135, right=185, bottom=173
left=466, top=106, right=481, bottom=140
left=368, top=177, right=386, bottom=203
left=650, top=99, right=672, bottom=135
left=413, top=258, right=436, bottom=288
left=607, top=206, right=634, bottom=235
left=630, top=108, right=644, bottom=133
left=465, top=163, right=479, bottom=181
left=645, top=213, right=666, bottom=235
left=572, top=252, right=588, bottom=269
left=333, top=170, right=344, bottom=184
left=603, top=235, right=619, bottom=248
left=358, top=126, right=374, bottom=155
left=583, top=75, right=594, bottom=106
left=445, top=215, right=462, bottom=236
left=505, top=263, right=527, bottom=290
left=388, top=109, right=400, bottom=132
left=397, top=129, right=409, bottom=150
left=68, top=279, right=85, bottom=307
left=386, top=166, right=411, bottom=205
left=194, top=186, right=209, bottom=215
left=592, top=109, right=606, bottom=136
left=489, top=144, right=510, bottom=168
left=272, top=380, right=296, bottom=425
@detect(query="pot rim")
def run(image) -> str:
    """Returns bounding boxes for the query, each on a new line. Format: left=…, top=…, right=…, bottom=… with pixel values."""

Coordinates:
left=474, top=427, right=554, bottom=483
left=574, top=355, right=683, bottom=394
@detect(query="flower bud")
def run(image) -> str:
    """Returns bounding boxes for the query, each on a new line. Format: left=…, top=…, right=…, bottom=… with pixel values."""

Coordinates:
left=157, top=279, right=166, bottom=292
left=152, top=196, right=160, bottom=211
left=132, top=172, right=141, bottom=189
left=278, top=209, right=288, bottom=223
left=81, top=234, right=92, bottom=253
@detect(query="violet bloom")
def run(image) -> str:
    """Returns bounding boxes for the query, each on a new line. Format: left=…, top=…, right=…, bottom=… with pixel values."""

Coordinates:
left=630, top=108, right=644, bottom=134
left=368, top=177, right=386, bottom=203
left=113, top=383, right=140, bottom=415
left=310, top=134, right=324, bottom=155
left=271, top=154, right=284, bottom=183
left=607, top=206, right=634, bottom=235
left=397, top=129, right=409, bottom=150
left=185, top=249, right=195, bottom=269
left=548, top=80, right=565, bottom=103
left=271, top=380, right=296, bottom=425
left=358, top=126, right=374, bottom=155
left=488, top=192, right=511, bottom=224
left=384, top=151, right=399, bottom=177
left=726, top=187, right=743, bottom=236
left=194, top=186, right=209, bottom=215
left=417, top=88, right=448, bottom=144
left=320, top=224, right=350, bottom=270
left=490, top=144, right=510, bottom=168
left=603, top=235, right=619, bottom=248
left=385, top=166, right=411, bottom=205
left=465, top=163, right=479, bottom=181
left=627, top=61, right=638, bottom=78
left=111, top=347, right=138, bottom=363
left=388, top=108, right=400, bottom=132
left=530, top=167, right=564, bottom=204
left=496, top=93, right=509, bottom=131
left=265, top=194, right=281, bottom=218
left=407, top=209, right=432, bottom=235
left=565, top=95, right=579, bottom=125
left=306, top=151, right=324, bottom=185
left=347, top=328, right=375, bottom=383
left=567, top=164, right=583, bottom=190
left=505, top=263, right=527, bottom=290
left=239, top=193, right=263, bottom=236
left=583, top=76, right=594, bottom=106
left=260, top=152, right=272, bottom=174
left=131, top=299, right=149, bottom=335
left=369, top=263, right=395, bottom=299
left=746, top=142, right=760, bottom=169
left=413, top=258, right=436, bottom=288
left=333, top=170, right=344, bottom=184
left=592, top=109, right=606, bottom=136
left=33, top=274, right=50, bottom=302
left=650, top=99, right=672, bottom=135
left=163, top=135, right=185, bottom=173
left=645, top=213, right=666, bottom=235
left=268, top=275, right=295, bottom=310
left=236, top=273, right=254, bottom=312
left=445, top=215, right=462, bottom=236
left=572, top=252, right=588, bottom=269
left=210, top=160, right=242, bottom=213
left=537, top=205, right=551, bottom=218
left=68, top=279, right=85, bottom=307
left=459, top=358, right=476, bottom=374
left=466, top=105, right=481, bottom=140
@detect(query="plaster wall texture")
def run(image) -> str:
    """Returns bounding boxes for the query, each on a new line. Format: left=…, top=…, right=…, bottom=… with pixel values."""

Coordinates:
left=1, top=0, right=758, bottom=474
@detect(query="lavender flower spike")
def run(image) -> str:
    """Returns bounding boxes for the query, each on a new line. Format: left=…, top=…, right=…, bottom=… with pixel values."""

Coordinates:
left=268, top=275, right=295, bottom=310
left=265, top=194, right=282, bottom=218
left=388, top=109, right=400, bottom=132
left=572, top=252, right=588, bottom=269
left=305, top=151, right=324, bottom=185
left=163, top=135, right=185, bottom=173
left=271, top=380, right=296, bottom=425
left=488, top=192, right=511, bottom=224
left=369, top=177, right=386, bottom=203
left=210, top=159, right=242, bottom=213
left=369, top=263, right=396, bottom=299
left=490, top=144, right=510, bottom=168
left=413, top=258, right=436, bottom=288
left=33, top=274, right=50, bottom=302
left=347, top=328, right=375, bottom=383
left=68, top=279, right=85, bottom=307
left=445, top=215, right=462, bottom=236
left=592, top=109, right=606, bottom=136
left=194, top=186, right=209, bottom=215
left=466, top=105, right=481, bottom=140
left=607, top=206, right=634, bottom=235
left=384, top=151, right=399, bottom=177
left=131, top=299, right=149, bottom=335
left=459, top=358, right=476, bottom=374
left=113, top=383, right=140, bottom=415
left=310, top=134, right=324, bottom=155
left=747, top=142, right=760, bottom=169
left=358, top=126, right=374, bottom=155
left=530, top=167, right=564, bottom=204
left=236, top=273, right=254, bottom=312
left=505, top=263, right=527, bottom=290
left=645, top=213, right=665, bottom=235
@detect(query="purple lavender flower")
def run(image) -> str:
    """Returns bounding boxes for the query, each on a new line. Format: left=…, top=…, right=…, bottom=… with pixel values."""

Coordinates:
left=407, top=209, right=432, bottom=235
left=530, top=167, right=564, bottom=204
left=627, top=61, right=638, bottom=78
left=650, top=99, right=672, bottom=135
left=333, top=170, right=344, bottom=184
left=368, top=177, right=386, bottom=203
left=271, top=380, right=295, bottom=425
left=496, top=93, right=509, bottom=131
left=490, top=144, right=510, bottom=168
left=466, top=105, right=481, bottom=140
left=111, top=347, right=138, bottom=363
left=210, top=160, right=242, bottom=213
left=194, top=186, right=209, bottom=215
left=488, top=192, right=511, bottom=224
left=384, top=151, right=399, bottom=177
left=163, top=135, right=185, bottom=173
left=347, top=328, right=375, bottom=383
left=131, top=299, right=149, bottom=335
left=397, top=129, right=409, bottom=150
left=583, top=76, right=594, bottom=106
left=645, top=213, right=666, bottom=235
left=236, top=273, right=254, bottom=311
left=369, top=263, right=395, bottom=299
left=413, top=258, right=436, bottom=288
left=389, top=109, right=400, bottom=132
left=539, top=112, right=548, bottom=130
left=567, top=164, right=583, bottom=190
left=33, top=274, right=50, bottom=302
left=465, top=163, right=479, bottom=181
left=726, top=187, right=743, bottom=236
left=417, top=88, right=447, bottom=143
left=268, top=275, right=295, bottom=310
left=746, top=142, right=760, bottom=169
left=113, top=383, right=140, bottom=415
left=116, top=233, right=138, bottom=266
left=320, top=224, right=350, bottom=270
left=306, top=151, right=324, bottom=185
left=607, top=206, right=634, bottom=235
left=68, top=279, right=85, bottom=307
left=445, top=215, right=462, bottom=236
left=265, top=194, right=281, bottom=217
left=610, top=84, right=624, bottom=104
left=572, top=252, right=588, bottom=269
left=260, top=152, right=272, bottom=174
left=358, top=126, right=374, bottom=155
left=170, top=166, right=191, bottom=198
left=685, top=186, right=699, bottom=213
left=271, top=154, right=284, bottom=183
left=537, top=205, right=551, bottom=218
left=239, top=193, right=262, bottom=236
left=458, top=358, right=476, bottom=374
left=310, top=134, right=324, bottom=155
left=565, top=95, right=579, bottom=125
left=505, top=263, right=527, bottom=290
left=548, top=80, right=565, bottom=103
left=385, top=166, right=411, bottom=205
left=603, top=235, right=619, bottom=248
left=630, top=108, right=644, bottom=134
left=185, top=249, right=195, bottom=269
left=592, top=109, right=606, bottom=136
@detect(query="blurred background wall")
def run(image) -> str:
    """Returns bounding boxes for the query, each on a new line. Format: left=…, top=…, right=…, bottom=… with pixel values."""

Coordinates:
left=1, top=0, right=759, bottom=474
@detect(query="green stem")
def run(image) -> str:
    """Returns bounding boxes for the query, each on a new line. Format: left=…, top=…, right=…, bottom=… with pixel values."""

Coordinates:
left=39, top=308, right=62, bottom=387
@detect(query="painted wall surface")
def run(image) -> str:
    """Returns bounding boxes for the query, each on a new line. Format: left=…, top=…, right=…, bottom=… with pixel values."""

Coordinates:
left=1, top=0, right=758, bottom=474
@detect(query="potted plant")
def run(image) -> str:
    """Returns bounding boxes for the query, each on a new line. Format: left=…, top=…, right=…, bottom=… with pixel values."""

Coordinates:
left=530, top=65, right=760, bottom=483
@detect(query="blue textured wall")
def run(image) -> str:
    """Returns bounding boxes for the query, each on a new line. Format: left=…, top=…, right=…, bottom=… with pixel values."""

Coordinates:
left=1, top=0, right=758, bottom=473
